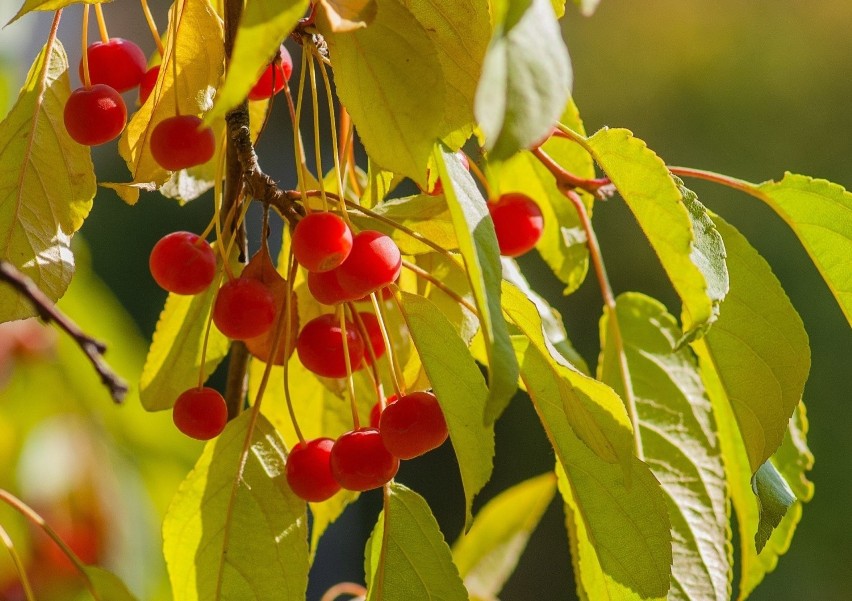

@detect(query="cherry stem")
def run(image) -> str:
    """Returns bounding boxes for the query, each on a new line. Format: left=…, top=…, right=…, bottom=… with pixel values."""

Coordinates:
left=197, top=285, right=220, bottom=390
left=0, top=260, right=128, bottom=402
left=320, top=583, right=367, bottom=601
left=93, top=3, right=109, bottom=42
left=531, top=146, right=614, bottom=200
left=562, top=189, right=643, bottom=459
left=401, top=259, right=477, bottom=314
left=0, top=523, right=35, bottom=601
left=306, top=52, right=329, bottom=212
left=347, top=304, right=385, bottom=408
left=139, top=0, right=165, bottom=56
left=282, top=254, right=305, bottom=444
left=339, top=310, right=361, bottom=429
left=0, top=489, right=102, bottom=600
left=371, top=293, right=405, bottom=398
left=316, top=50, right=351, bottom=224
left=168, top=0, right=182, bottom=117
left=81, top=5, right=92, bottom=88
left=293, top=50, right=313, bottom=212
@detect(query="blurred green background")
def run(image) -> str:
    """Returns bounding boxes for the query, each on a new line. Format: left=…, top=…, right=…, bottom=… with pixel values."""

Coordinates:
left=0, top=0, right=850, bottom=599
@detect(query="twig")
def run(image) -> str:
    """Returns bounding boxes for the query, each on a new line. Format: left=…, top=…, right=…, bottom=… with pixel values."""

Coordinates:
left=0, top=261, right=128, bottom=403
left=531, top=146, right=615, bottom=200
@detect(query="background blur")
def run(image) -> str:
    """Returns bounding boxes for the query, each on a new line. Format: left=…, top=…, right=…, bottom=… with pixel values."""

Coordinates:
left=0, top=1, right=850, bottom=599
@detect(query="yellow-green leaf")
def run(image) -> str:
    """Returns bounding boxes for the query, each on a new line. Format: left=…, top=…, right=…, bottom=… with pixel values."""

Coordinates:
left=599, top=293, right=729, bottom=601
left=8, top=0, right=110, bottom=25
left=163, top=412, right=309, bottom=600
left=0, top=39, right=94, bottom=322
left=140, top=268, right=230, bottom=411
left=585, top=129, right=725, bottom=339
left=452, top=473, right=556, bottom=600
left=436, top=143, right=519, bottom=422
left=318, top=0, right=444, bottom=184
left=83, top=566, right=139, bottom=601
left=365, top=483, right=468, bottom=601
left=110, top=0, right=224, bottom=203
left=693, top=214, right=809, bottom=474
left=206, top=0, right=308, bottom=124
left=317, top=0, right=377, bottom=31
left=752, top=461, right=795, bottom=554
left=572, top=0, right=601, bottom=16
left=349, top=194, right=458, bottom=255
left=399, top=292, right=494, bottom=529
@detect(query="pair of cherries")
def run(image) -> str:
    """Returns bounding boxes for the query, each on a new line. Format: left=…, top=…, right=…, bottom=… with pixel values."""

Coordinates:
left=285, top=391, right=448, bottom=501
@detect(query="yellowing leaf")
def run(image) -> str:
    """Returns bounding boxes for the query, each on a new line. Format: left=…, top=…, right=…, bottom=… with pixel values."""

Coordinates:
left=365, top=483, right=468, bottom=601
left=318, top=0, right=444, bottom=184
left=0, top=39, right=94, bottom=322
left=163, top=412, right=309, bottom=600
left=453, top=473, right=556, bottom=600
left=82, top=567, right=139, bottom=601
left=8, top=0, right=110, bottom=25
left=317, top=0, right=377, bottom=31
left=206, top=0, right=308, bottom=124
left=110, top=0, right=224, bottom=203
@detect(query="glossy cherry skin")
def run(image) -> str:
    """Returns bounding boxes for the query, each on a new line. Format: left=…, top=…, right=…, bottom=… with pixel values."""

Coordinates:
left=369, top=394, right=398, bottom=428
left=64, top=84, right=126, bottom=146
left=357, top=312, right=386, bottom=366
left=248, top=45, right=293, bottom=101
left=292, top=213, right=353, bottom=273
left=173, top=387, right=228, bottom=440
left=213, top=278, right=277, bottom=340
left=286, top=438, right=340, bottom=502
left=138, top=65, right=160, bottom=105
left=307, top=269, right=359, bottom=305
left=488, top=193, right=545, bottom=257
left=79, top=38, right=147, bottom=93
left=149, top=231, right=216, bottom=295
left=379, top=391, right=448, bottom=459
left=150, top=115, right=216, bottom=171
left=296, top=314, right=364, bottom=378
left=336, top=231, right=402, bottom=298
left=330, top=428, right=399, bottom=491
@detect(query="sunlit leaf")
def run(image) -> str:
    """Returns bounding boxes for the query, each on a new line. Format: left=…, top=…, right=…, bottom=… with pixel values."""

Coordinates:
left=0, top=39, right=94, bottom=322
left=435, top=143, right=519, bottom=422
left=206, top=0, right=308, bottom=124
left=693, top=214, right=809, bottom=473
left=584, top=128, right=726, bottom=339
left=599, top=293, right=729, bottom=601
left=317, top=0, right=377, bottom=31
left=349, top=194, right=457, bottom=255
left=318, top=1, right=444, bottom=185
left=365, top=483, right=467, bottom=601
left=83, top=566, right=139, bottom=601
left=163, top=412, right=309, bottom=600
left=8, top=0, right=110, bottom=25
left=399, top=292, right=494, bottom=529
left=476, top=0, right=572, bottom=160
left=453, top=473, right=556, bottom=599
left=572, top=0, right=601, bottom=16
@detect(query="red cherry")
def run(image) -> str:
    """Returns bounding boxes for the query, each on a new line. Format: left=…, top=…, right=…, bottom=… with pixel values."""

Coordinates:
left=488, top=193, right=544, bottom=257
left=357, top=312, right=386, bottom=366
left=369, top=394, right=399, bottom=428
left=79, top=38, right=147, bottom=93
left=63, top=84, right=126, bottom=146
left=173, top=387, right=228, bottom=440
left=307, top=269, right=359, bottom=305
left=292, top=213, right=353, bottom=273
left=330, top=428, right=399, bottom=491
left=149, top=231, right=216, bottom=295
left=286, top=438, right=340, bottom=502
left=213, top=278, right=277, bottom=340
left=248, top=45, right=293, bottom=101
left=379, top=391, right=448, bottom=459
left=336, top=231, right=401, bottom=298
left=426, top=151, right=470, bottom=196
left=296, top=314, right=364, bottom=378
left=139, top=65, right=160, bottom=105
left=150, top=115, right=216, bottom=171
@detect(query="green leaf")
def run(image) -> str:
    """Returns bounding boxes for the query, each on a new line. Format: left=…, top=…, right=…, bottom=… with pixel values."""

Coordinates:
left=163, top=411, right=309, bottom=600
left=318, top=0, right=444, bottom=184
left=365, top=483, right=468, bottom=601
left=753, top=173, right=852, bottom=329
left=503, top=282, right=634, bottom=469
left=598, top=293, right=729, bottom=601
left=475, top=0, right=572, bottom=160
left=435, top=143, right=519, bottom=422
left=398, top=292, right=494, bottom=529
left=452, top=473, right=556, bottom=599
left=494, top=100, right=594, bottom=293
left=584, top=129, right=726, bottom=339
left=8, top=0, right=110, bottom=25
left=692, top=214, right=810, bottom=474
left=206, top=0, right=309, bottom=124
left=83, top=566, right=139, bottom=601
left=752, top=461, right=795, bottom=554
left=349, top=194, right=458, bottom=255
left=0, top=39, right=95, bottom=322
left=140, top=269, right=230, bottom=411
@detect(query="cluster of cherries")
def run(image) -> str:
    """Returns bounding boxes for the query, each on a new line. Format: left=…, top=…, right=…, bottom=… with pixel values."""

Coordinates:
left=63, top=33, right=292, bottom=172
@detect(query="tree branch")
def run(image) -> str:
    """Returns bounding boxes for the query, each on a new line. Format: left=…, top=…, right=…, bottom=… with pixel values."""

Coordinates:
left=0, top=261, right=128, bottom=403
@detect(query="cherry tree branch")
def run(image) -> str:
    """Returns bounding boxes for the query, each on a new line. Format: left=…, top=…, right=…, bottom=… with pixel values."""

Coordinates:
left=0, top=261, right=128, bottom=403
